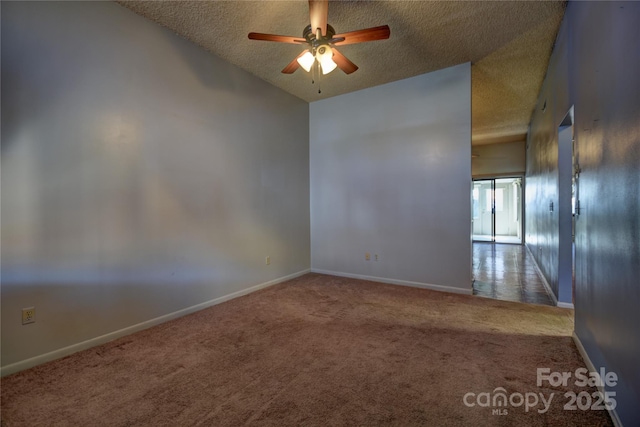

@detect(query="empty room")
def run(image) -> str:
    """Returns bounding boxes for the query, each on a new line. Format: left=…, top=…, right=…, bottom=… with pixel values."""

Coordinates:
left=1, top=1, right=638, bottom=426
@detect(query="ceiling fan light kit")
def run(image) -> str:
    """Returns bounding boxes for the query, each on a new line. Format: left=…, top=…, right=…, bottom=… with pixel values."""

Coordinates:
left=297, top=51, right=315, bottom=72
left=317, top=46, right=337, bottom=75
left=248, top=0, right=390, bottom=84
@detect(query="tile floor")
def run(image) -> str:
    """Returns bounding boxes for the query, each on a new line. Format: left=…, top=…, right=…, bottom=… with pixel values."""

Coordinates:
left=472, top=242, right=555, bottom=306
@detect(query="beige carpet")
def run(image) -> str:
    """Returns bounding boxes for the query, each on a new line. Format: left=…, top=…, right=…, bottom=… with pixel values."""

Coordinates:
left=1, top=273, right=612, bottom=426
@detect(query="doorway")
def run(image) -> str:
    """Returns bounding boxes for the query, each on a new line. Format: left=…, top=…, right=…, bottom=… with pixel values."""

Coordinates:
left=472, top=177, right=523, bottom=244
left=557, top=107, right=575, bottom=307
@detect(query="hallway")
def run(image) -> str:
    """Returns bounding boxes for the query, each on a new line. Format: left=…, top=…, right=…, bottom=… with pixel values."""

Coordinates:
left=472, top=243, right=555, bottom=306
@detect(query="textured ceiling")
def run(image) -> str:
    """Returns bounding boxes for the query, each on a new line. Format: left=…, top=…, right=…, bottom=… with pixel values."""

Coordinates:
left=119, top=1, right=565, bottom=145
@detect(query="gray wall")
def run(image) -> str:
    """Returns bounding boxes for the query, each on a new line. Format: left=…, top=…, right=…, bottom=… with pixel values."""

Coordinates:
left=310, top=64, right=472, bottom=292
left=525, top=13, right=569, bottom=302
left=526, top=1, right=639, bottom=424
left=1, top=2, right=310, bottom=369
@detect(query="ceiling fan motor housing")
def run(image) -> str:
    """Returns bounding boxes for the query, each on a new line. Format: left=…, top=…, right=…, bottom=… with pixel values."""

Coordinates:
left=303, top=24, right=336, bottom=53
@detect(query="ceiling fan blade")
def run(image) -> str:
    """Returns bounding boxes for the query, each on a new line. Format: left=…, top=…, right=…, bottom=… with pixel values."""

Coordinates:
left=248, top=32, right=306, bottom=44
left=333, top=25, right=391, bottom=46
left=281, top=51, right=306, bottom=74
left=332, top=48, right=358, bottom=74
left=309, top=0, right=329, bottom=36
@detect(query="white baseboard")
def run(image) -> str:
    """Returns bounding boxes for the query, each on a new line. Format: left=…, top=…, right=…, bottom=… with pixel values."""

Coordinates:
left=524, top=244, right=563, bottom=307
left=0, top=269, right=310, bottom=377
left=557, top=301, right=575, bottom=309
left=572, top=332, right=623, bottom=427
left=311, top=269, right=472, bottom=295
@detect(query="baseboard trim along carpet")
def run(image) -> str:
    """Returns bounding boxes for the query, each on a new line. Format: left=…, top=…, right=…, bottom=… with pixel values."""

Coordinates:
left=557, top=301, right=575, bottom=309
left=0, top=269, right=311, bottom=377
left=310, top=268, right=472, bottom=295
left=572, top=332, right=623, bottom=427
left=524, top=245, right=575, bottom=309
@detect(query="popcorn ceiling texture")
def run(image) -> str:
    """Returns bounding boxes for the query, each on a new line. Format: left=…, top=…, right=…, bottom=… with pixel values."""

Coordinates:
left=118, top=1, right=565, bottom=145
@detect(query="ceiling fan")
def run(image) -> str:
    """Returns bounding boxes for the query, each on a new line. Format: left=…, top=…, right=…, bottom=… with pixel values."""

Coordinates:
left=248, top=0, right=390, bottom=76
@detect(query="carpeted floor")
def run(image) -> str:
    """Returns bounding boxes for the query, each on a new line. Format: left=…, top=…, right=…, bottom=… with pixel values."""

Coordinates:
left=1, top=273, right=612, bottom=426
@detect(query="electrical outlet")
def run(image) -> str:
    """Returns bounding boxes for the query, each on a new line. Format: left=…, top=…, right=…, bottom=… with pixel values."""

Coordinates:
left=265, top=256, right=270, bottom=265
left=22, top=307, right=35, bottom=325
left=365, top=253, right=370, bottom=261
left=375, top=254, right=379, bottom=261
